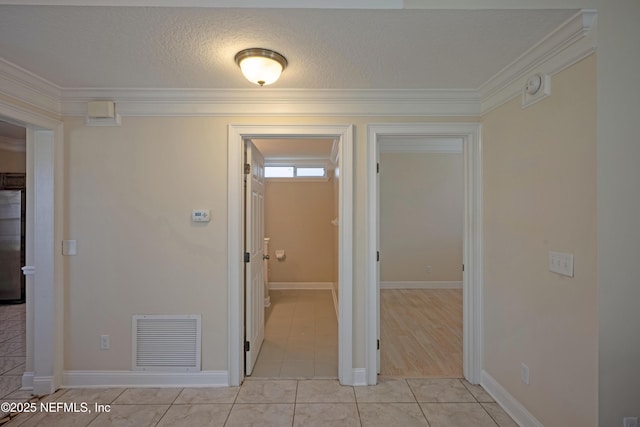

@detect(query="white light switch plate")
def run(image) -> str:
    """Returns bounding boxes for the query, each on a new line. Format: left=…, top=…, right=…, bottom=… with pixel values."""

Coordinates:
left=62, top=240, right=77, bottom=256
left=549, top=251, right=574, bottom=277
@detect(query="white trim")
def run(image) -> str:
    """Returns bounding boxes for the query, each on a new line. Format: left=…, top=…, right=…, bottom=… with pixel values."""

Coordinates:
left=481, top=370, right=544, bottom=427
left=21, top=266, right=35, bottom=276
left=32, top=129, right=61, bottom=396
left=60, top=88, right=480, bottom=117
left=32, top=376, right=55, bottom=394
left=380, top=281, right=462, bottom=290
left=21, top=371, right=34, bottom=391
left=228, top=124, right=353, bottom=387
left=63, top=370, right=229, bottom=388
left=0, top=59, right=61, bottom=116
left=366, top=123, right=483, bottom=386
left=352, top=369, right=367, bottom=387
left=480, top=9, right=597, bottom=114
left=268, top=282, right=334, bottom=290
left=0, top=96, right=64, bottom=397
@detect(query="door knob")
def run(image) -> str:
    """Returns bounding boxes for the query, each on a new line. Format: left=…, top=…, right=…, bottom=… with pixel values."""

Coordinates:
left=263, top=254, right=270, bottom=260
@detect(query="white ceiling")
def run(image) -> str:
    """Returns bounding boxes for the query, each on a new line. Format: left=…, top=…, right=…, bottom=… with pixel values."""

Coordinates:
left=252, top=138, right=335, bottom=162
left=0, top=5, right=577, bottom=90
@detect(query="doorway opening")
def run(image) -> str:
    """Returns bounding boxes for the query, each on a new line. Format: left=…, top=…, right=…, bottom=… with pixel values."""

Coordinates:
left=366, top=123, right=483, bottom=385
left=0, top=102, right=62, bottom=396
left=378, top=138, right=464, bottom=378
left=227, top=124, right=354, bottom=387
left=247, top=138, right=339, bottom=378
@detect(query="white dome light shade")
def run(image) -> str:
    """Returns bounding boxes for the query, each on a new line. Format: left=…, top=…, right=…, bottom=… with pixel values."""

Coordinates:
left=235, top=48, right=287, bottom=86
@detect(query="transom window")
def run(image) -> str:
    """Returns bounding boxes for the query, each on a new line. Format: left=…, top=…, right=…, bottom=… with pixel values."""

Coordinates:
left=264, top=166, right=327, bottom=179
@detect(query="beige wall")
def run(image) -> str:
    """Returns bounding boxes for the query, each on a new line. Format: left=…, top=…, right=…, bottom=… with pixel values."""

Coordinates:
left=379, top=152, right=463, bottom=282
left=264, top=179, right=335, bottom=283
left=63, top=117, right=231, bottom=370
left=61, top=115, right=460, bottom=371
left=483, top=54, right=597, bottom=426
left=0, top=148, right=26, bottom=173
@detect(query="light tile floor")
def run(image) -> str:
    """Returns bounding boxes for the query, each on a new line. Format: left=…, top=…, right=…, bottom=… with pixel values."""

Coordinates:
left=1, top=297, right=519, bottom=426
left=251, top=290, right=338, bottom=378
left=1, top=378, right=517, bottom=426
left=0, top=303, right=27, bottom=423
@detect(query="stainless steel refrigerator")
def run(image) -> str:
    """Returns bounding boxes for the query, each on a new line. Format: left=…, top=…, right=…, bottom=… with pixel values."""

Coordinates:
left=0, top=190, right=24, bottom=303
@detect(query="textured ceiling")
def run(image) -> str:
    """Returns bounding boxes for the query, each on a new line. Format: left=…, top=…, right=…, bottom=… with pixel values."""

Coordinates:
left=0, top=6, right=577, bottom=90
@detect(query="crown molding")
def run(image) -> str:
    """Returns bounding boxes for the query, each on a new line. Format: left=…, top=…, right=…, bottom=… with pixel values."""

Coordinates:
left=0, top=59, right=61, bottom=116
left=479, top=9, right=596, bottom=115
left=59, top=88, right=480, bottom=117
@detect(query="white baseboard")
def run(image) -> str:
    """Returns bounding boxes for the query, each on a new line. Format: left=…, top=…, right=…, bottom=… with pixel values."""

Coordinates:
left=380, top=281, right=462, bottom=289
left=481, top=370, right=543, bottom=427
left=62, top=370, right=229, bottom=389
left=268, top=282, right=334, bottom=290
left=351, top=369, right=368, bottom=386
left=21, top=371, right=34, bottom=390
left=32, top=376, right=56, bottom=396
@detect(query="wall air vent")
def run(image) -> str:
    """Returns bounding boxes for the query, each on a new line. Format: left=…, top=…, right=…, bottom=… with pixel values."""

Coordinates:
left=132, top=314, right=201, bottom=372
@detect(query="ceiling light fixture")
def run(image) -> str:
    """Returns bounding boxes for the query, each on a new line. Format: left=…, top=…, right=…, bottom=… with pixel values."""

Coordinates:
left=234, top=48, right=288, bottom=87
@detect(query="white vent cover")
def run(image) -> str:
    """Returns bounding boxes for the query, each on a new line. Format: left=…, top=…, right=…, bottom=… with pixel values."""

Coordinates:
left=132, top=315, right=201, bottom=372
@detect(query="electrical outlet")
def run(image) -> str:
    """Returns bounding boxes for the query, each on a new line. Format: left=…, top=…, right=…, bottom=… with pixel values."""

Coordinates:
left=426, top=265, right=432, bottom=274
left=521, top=363, right=530, bottom=385
left=624, top=417, right=639, bottom=427
left=100, top=334, right=110, bottom=350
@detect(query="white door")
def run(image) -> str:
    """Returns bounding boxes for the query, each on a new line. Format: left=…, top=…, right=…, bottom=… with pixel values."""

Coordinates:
left=245, top=140, right=265, bottom=375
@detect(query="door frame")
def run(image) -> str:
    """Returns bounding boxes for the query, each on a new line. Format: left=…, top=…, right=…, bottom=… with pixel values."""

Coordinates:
left=0, top=99, right=63, bottom=395
left=228, top=124, right=354, bottom=386
left=365, top=123, right=483, bottom=385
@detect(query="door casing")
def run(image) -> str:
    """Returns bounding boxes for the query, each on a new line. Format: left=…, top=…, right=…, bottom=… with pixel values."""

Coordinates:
left=365, top=123, right=483, bottom=385
left=228, top=124, right=354, bottom=386
left=0, top=100, right=63, bottom=395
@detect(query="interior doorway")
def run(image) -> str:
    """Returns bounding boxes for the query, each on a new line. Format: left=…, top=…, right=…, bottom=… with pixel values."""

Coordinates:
left=377, top=142, right=464, bottom=377
left=246, top=138, right=340, bottom=379
left=366, top=123, right=483, bottom=385
left=227, top=124, right=354, bottom=387
left=0, top=102, right=62, bottom=395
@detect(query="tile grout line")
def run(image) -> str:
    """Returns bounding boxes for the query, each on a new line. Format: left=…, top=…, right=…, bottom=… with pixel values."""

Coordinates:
left=405, top=378, right=434, bottom=427
left=459, top=377, right=501, bottom=426
left=151, top=387, right=184, bottom=427
left=291, top=379, right=298, bottom=427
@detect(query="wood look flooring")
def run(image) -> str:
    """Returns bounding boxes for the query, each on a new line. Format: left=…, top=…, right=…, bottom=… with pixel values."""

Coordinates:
left=380, top=289, right=463, bottom=378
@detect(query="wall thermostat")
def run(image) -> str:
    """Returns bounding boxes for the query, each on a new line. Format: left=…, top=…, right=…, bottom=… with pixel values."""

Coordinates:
left=191, top=209, right=210, bottom=222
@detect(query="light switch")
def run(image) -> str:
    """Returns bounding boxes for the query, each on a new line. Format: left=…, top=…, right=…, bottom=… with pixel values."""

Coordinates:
left=62, top=240, right=77, bottom=256
left=549, top=251, right=574, bottom=277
